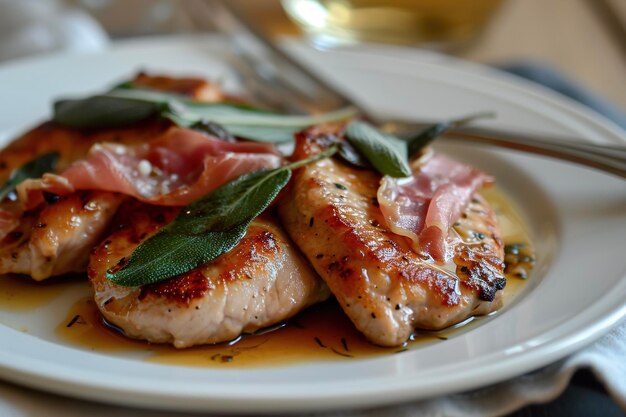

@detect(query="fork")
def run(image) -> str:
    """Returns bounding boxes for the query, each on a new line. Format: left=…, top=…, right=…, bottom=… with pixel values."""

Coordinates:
left=186, top=0, right=626, bottom=179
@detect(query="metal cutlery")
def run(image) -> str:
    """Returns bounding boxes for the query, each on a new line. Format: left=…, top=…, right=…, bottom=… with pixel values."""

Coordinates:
left=186, top=0, right=626, bottom=178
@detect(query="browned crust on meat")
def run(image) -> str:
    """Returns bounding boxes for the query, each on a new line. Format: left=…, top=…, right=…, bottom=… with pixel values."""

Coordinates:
left=88, top=200, right=329, bottom=347
left=133, top=72, right=223, bottom=101
left=90, top=201, right=289, bottom=306
left=278, top=127, right=506, bottom=346
left=0, top=191, right=123, bottom=279
left=0, top=73, right=221, bottom=184
left=139, top=270, right=210, bottom=305
left=0, top=74, right=225, bottom=281
left=137, top=227, right=283, bottom=305
left=454, top=199, right=506, bottom=301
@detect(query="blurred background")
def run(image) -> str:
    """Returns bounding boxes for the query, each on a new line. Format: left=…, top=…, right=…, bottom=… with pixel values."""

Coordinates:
left=0, top=0, right=624, bottom=110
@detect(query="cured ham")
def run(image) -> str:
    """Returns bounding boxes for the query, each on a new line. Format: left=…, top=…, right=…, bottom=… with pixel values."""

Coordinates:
left=0, top=74, right=283, bottom=281
left=17, top=127, right=282, bottom=208
left=377, top=153, right=494, bottom=262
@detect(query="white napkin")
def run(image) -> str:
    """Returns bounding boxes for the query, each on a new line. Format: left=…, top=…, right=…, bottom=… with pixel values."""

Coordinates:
left=0, top=0, right=108, bottom=62
left=0, top=320, right=624, bottom=417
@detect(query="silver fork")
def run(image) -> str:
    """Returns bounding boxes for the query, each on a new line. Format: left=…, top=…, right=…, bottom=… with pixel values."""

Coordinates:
left=186, top=0, right=626, bottom=179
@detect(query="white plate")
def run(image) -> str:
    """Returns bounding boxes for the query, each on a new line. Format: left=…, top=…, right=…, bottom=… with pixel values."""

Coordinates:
left=0, top=36, right=625, bottom=413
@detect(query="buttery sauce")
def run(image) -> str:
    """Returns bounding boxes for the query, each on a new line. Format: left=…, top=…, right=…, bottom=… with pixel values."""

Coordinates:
left=0, top=274, right=77, bottom=311
left=481, top=187, right=536, bottom=299
left=57, top=297, right=405, bottom=367
left=1, top=187, right=534, bottom=368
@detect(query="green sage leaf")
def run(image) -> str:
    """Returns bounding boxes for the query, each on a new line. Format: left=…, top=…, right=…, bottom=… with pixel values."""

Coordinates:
left=107, top=145, right=338, bottom=287
left=53, top=87, right=357, bottom=142
left=110, top=84, right=266, bottom=112
left=53, top=95, right=167, bottom=129
left=407, top=112, right=494, bottom=157
left=169, top=104, right=357, bottom=143
left=344, top=120, right=411, bottom=178
left=107, top=168, right=290, bottom=287
left=0, top=152, right=59, bottom=201
left=107, top=226, right=249, bottom=288
left=189, top=120, right=235, bottom=142
left=337, top=141, right=371, bottom=168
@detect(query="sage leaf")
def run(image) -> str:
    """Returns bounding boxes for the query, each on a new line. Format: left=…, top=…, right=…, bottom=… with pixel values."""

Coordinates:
left=180, top=168, right=293, bottom=234
left=107, top=222, right=249, bottom=287
left=344, top=121, right=411, bottom=178
left=107, top=168, right=290, bottom=287
left=107, top=145, right=338, bottom=287
left=110, top=86, right=265, bottom=113
left=53, top=87, right=357, bottom=143
left=0, top=152, right=59, bottom=201
left=169, top=105, right=357, bottom=143
left=53, top=95, right=167, bottom=129
left=407, top=112, right=494, bottom=157
left=338, top=141, right=371, bottom=169
left=189, top=120, right=235, bottom=142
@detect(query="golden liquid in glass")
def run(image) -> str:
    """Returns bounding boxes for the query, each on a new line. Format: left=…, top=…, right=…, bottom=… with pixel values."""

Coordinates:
left=282, top=0, right=502, bottom=47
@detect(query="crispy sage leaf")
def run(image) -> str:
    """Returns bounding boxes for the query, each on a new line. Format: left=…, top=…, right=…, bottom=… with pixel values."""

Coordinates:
left=344, top=121, right=411, bottom=178
left=0, top=152, right=59, bottom=201
left=107, top=146, right=338, bottom=287
left=53, top=95, right=170, bottom=129
left=167, top=104, right=357, bottom=143
left=337, top=140, right=371, bottom=169
left=189, top=120, right=235, bottom=142
left=407, top=112, right=494, bottom=157
left=106, top=169, right=290, bottom=286
left=53, top=88, right=357, bottom=142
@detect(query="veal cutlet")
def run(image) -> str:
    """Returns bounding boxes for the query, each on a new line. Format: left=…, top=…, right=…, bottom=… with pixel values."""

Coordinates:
left=89, top=202, right=329, bottom=348
left=278, top=127, right=506, bottom=346
left=0, top=74, right=222, bottom=280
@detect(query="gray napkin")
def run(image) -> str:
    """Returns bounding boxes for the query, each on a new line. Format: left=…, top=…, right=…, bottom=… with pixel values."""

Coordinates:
left=499, top=62, right=626, bottom=131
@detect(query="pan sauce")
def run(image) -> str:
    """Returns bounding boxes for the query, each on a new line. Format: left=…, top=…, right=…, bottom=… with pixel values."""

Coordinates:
left=0, top=187, right=533, bottom=367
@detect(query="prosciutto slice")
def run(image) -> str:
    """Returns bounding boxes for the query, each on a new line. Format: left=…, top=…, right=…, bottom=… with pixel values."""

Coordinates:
left=377, top=154, right=493, bottom=262
left=17, top=127, right=282, bottom=207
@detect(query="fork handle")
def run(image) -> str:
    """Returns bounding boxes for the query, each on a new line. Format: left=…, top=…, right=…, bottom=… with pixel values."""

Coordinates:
left=194, top=0, right=626, bottom=180
left=446, top=126, right=626, bottom=179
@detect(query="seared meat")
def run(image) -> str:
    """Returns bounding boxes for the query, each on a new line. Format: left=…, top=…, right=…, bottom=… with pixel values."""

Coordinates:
left=0, top=191, right=123, bottom=280
left=278, top=131, right=506, bottom=346
left=89, top=202, right=329, bottom=348
left=0, top=119, right=166, bottom=281
left=0, top=119, right=173, bottom=183
left=132, top=72, right=224, bottom=102
left=0, top=74, right=220, bottom=280
left=0, top=73, right=219, bottom=180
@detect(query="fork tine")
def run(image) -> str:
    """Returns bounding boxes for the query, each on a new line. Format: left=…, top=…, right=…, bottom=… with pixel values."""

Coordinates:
left=220, top=50, right=300, bottom=112
left=184, top=0, right=626, bottom=179
left=185, top=0, right=354, bottom=115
